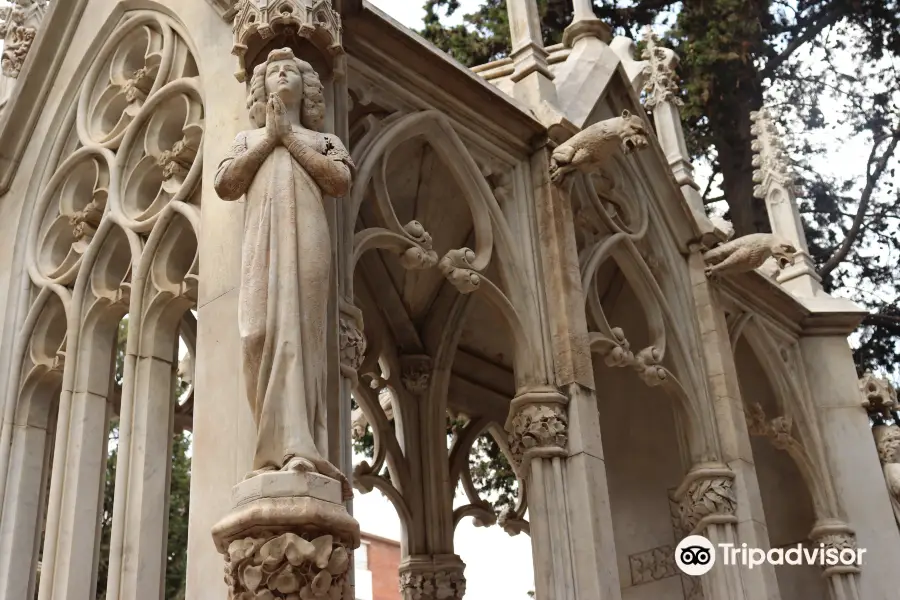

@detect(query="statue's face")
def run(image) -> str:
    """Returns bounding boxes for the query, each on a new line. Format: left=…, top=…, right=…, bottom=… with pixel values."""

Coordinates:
left=265, top=58, right=304, bottom=105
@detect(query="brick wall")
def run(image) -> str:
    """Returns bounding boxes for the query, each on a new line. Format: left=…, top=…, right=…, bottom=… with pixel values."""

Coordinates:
left=360, top=532, right=401, bottom=600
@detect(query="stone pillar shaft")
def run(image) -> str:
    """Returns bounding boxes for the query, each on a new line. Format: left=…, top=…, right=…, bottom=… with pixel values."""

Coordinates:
left=505, top=0, right=557, bottom=106
left=686, top=251, right=782, bottom=600
left=518, top=149, right=621, bottom=599
left=799, top=336, right=900, bottom=598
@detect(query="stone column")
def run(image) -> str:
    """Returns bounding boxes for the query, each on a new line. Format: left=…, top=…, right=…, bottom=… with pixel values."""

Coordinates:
left=670, top=463, right=747, bottom=599
left=505, top=0, right=557, bottom=106
left=809, top=520, right=862, bottom=600
left=799, top=335, right=900, bottom=598
left=685, top=250, right=782, bottom=599
left=522, top=149, right=621, bottom=599
left=563, top=0, right=611, bottom=47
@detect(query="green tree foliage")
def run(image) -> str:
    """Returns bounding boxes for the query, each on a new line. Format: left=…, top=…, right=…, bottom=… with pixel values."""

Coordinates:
left=96, top=318, right=192, bottom=599
left=345, top=0, right=900, bottom=513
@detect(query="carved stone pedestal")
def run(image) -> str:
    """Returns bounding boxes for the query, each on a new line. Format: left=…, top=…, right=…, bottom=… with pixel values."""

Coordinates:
left=212, top=472, right=361, bottom=600
left=398, top=554, right=466, bottom=600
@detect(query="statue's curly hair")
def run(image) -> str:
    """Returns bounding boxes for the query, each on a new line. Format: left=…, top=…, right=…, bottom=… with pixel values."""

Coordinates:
left=247, top=48, right=325, bottom=131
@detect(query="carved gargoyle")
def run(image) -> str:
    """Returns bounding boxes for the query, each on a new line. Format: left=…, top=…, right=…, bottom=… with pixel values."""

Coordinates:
left=703, top=233, right=796, bottom=278
left=550, top=110, right=649, bottom=185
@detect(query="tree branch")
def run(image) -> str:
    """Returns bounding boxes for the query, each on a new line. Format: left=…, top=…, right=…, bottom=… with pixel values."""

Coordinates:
left=701, top=163, right=720, bottom=203
left=818, top=130, right=900, bottom=278
left=762, top=8, right=843, bottom=78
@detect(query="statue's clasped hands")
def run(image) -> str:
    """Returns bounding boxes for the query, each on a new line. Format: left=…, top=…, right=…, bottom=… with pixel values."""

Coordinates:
left=265, top=93, right=302, bottom=147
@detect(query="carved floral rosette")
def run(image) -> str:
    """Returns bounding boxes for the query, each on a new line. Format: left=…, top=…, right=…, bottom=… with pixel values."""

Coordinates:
left=809, top=520, right=861, bottom=577
left=671, top=465, right=737, bottom=536
left=224, top=532, right=352, bottom=600
left=505, top=389, right=569, bottom=472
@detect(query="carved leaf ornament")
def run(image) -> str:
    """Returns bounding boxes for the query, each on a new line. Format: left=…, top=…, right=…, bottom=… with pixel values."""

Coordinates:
left=225, top=533, right=352, bottom=600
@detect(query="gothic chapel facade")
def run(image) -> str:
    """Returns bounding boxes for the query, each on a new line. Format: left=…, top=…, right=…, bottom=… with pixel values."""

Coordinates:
left=0, top=1, right=898, bottom=599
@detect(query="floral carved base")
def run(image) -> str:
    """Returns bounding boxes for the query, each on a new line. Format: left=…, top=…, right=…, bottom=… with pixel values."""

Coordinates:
left=213, top=490, right=360, bottom=600
left=399, top=555, right=466, bottom=600
left=225, top=533, right=351, bottom=599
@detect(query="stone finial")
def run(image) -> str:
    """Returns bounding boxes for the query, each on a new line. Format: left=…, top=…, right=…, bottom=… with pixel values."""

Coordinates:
left=860, top=371, right=898, bottom=419
left=640, top=28, right=682, bottom=110
left=750, top=108, right=798, bottom=200
left=230, top=0, right=344, bottom=82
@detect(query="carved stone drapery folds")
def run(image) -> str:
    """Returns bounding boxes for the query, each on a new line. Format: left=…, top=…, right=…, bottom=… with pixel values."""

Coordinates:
left=671, top=464, right=738, bottom=536
left=224, top=533, right=351, bottom=600
left=399, top=555, right=466, bottom=600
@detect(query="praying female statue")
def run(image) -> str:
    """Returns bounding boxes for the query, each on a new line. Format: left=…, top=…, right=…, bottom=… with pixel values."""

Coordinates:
left=214, top=48, right=353, bottom=499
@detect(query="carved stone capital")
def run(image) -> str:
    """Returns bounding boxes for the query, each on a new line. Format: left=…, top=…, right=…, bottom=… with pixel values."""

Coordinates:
left=338, top=302, right=366, bottom=378
left=506, top=388, right=569, bottom=471
left=809, top=520, right=861, bottom=576
left=860, top=370, right=897, bottom=420
left=671, top=464, right=737, bottom=536
left=398, top=555, right=466, bottom=600
left=399, top=354, right=432, bottom=396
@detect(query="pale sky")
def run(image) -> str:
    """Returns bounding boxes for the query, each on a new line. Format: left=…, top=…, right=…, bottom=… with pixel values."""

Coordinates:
left=354, top=5, right=536, bottom=600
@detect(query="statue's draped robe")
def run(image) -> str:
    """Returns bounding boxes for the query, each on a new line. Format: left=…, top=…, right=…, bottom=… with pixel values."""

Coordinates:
left=885, top=463, right=900, bottom=528
left=216, top=126, right=351, bottom=476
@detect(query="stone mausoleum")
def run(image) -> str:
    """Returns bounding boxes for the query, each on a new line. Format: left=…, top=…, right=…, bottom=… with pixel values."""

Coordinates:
left=0, top=0, right=898, bottom=599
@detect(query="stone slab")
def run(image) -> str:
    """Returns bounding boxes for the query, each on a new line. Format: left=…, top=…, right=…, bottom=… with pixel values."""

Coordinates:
left=232, top=471, right=343, bottom=507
